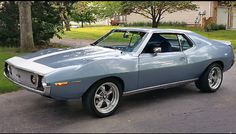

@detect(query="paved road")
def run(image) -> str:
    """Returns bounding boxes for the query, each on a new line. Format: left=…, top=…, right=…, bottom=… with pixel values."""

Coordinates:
left=0, top=63, right=236, bottom=133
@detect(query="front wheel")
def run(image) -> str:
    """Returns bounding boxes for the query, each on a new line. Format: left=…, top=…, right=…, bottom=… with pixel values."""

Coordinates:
left=195, top=63, right=223, bottom=92
left=82, top=79, right=122, bottom=117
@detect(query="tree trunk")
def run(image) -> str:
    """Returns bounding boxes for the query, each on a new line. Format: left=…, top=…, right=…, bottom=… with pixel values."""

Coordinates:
left=18, top=1, right=34, bottom=52
left=81, top=21, right=84, bottom=28
left=152, top=19, right=158, bottom=28
left=156, top=15, right=162, bottom=28
left=152, top=15, right=162, bottom=28
left=64, top=20, right=71, bottom=31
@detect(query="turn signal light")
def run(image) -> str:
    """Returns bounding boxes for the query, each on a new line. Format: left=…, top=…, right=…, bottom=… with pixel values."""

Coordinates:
left=54, top=82, right=68, bottom=86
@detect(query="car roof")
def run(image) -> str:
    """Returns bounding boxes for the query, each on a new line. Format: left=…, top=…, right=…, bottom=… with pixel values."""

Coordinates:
left=114, top=27, right=194, bottom=34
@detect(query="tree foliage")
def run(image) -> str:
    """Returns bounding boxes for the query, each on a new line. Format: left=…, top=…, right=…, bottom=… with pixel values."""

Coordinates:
left=0, top=1, right=19, bottom=46
left=31, top=1, right=64, bottom=45
left=54, top=1, right=76, bottom=31
left=122, top=1, right=198, bottom=28
left=93, top=1, right=124, bottom=19
left=71, top=1, right=97, bottom=28
left=218, top=1, right=236, bottom=7
left=0, top=1, right=64, bottom=47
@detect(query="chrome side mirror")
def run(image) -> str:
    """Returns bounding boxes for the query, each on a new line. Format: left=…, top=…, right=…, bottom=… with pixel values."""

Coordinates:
left=153, top=47, right=162, bottom=56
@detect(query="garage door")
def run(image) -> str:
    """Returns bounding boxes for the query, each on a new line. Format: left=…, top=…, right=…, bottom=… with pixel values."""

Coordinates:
left=217, top=7, right=228, bottom=25
left=232, top=8, right=236, bottom=29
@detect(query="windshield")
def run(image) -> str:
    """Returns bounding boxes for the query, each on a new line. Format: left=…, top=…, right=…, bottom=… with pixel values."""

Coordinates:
left=94, top=30, right=147, bottom=52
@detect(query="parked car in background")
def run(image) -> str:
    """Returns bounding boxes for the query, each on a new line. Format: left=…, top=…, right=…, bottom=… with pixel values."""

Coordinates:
left=4, top=28, right=234, bottom=117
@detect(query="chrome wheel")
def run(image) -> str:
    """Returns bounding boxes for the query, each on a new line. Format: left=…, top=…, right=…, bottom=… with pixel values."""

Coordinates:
left=94, top=82, right=120, bottom=114
left=208, top=66, right=222, bottom=90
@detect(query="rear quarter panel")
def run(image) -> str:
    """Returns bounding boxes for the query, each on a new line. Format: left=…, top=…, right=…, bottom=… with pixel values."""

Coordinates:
left=184, top=33, right=234, bottom=79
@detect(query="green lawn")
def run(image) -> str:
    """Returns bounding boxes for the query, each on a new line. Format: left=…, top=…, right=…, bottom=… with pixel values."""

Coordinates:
left=0, top=47, right=20, bottom=93
left=61, top=26, right=120, bottom=40
left=61, top=26, right=236, bottom=49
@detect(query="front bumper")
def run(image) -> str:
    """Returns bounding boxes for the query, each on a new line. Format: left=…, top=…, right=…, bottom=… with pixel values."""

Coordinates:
left=4, top=72, right=51, bottom=97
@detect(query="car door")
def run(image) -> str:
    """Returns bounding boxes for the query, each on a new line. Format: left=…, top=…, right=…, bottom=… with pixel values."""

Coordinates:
left=138, top=33, right=189, bottom=89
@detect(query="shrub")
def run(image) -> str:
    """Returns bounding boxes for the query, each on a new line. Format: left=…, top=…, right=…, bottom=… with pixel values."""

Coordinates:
left=0, top=1, right=64, bottom=47
left=124, top=21, right=187, bottom=27
left=205, top=23, right=226, bottom=32
left=124, top=22, right=152, bottom=27
left=0, top=1, right=20, bottom=47
left=159, top=21, right=187, bottom=27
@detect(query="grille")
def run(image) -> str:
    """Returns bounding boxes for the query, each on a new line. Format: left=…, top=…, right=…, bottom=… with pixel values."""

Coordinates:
left=6, top=63, right=44, bottom=91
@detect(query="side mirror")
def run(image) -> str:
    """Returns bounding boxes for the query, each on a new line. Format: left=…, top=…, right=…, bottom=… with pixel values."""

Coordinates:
left=153, top=47, right=162, bottom=56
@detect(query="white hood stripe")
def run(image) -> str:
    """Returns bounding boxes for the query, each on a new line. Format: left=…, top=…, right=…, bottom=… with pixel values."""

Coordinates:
left=6, top=57, right=56, bottom=75
left=28, top=46, right=102, bottom=62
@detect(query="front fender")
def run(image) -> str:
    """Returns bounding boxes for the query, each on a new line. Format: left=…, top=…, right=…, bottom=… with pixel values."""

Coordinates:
left=44, top=55, right=138, bottom=100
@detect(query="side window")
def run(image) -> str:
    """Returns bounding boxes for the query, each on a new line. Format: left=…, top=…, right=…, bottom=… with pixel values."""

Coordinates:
left=142, top=33, right=181, bottom=53
left=177, top=34, right=193, bottom=51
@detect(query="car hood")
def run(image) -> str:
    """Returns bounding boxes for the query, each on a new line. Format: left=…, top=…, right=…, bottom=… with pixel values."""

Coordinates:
left=22, top=46, right=123, bottom=68
left=6, top=46, right=124, bottom=75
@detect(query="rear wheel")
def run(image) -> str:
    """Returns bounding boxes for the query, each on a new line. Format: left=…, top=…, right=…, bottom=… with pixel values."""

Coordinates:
left=82, top=79, right=122, bottom=117
left=195, top=63, right=223, bottom=92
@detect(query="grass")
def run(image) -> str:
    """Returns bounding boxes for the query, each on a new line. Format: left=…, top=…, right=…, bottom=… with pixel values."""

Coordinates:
left=61, top=26, right=236, bottom=49
left=60, top=26, right=120, bottom=40
left=0, top=47, right=20, bottom=93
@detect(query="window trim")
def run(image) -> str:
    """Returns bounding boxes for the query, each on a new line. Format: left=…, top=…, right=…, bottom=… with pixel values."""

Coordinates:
left=141, top=33, right=182, bottom=54
left=176, top=33, right=194, bottom=51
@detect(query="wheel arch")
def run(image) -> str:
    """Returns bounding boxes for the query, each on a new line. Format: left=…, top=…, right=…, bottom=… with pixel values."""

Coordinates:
left=198, top=60, right=224, bottom=79
left=210, top=60, right=224, bottom=70
left=83, top=76, right=125, bottom=96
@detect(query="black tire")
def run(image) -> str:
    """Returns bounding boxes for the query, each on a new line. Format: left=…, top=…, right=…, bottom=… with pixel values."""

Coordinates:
left=82, top=78, right=122, bottom=117
left=195, top=63, right=223, bottom=93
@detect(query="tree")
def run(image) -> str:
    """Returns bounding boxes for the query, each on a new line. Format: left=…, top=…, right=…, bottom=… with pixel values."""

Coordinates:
left=71, top=1, right=97, bottom=28
left=31, top=1, right=64, bottom=45
left=122, top=1, right=198, bottom=28
left=90, top=1, right=124, bottom=25
left=0, top=1, right=64, bottom=47
left=94, top=1, right=124, bottom=19
left=0, top=1, right=19, bottom=47
left=55, top=1, right=75, bottom=31
left=18, top=1, right=34, bottom=52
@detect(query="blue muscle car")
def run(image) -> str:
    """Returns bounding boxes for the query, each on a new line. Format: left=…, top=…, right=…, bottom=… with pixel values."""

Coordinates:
left=4, top=28, right=235, bottom=117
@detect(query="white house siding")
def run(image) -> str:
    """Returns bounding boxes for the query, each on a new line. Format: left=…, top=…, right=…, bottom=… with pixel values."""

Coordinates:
left=126, top=13, right=151, bottom=23
left=217, top=7, right=228, bottom=25
left=92, top=19, right=110, bottom=25
left=126, top=1, right=211, bottom=25
left=233, top=8, right=236, bottom=29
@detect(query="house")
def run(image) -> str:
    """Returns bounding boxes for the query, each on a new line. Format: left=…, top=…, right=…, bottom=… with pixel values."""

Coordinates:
left=95, top=1, right=236, bottom=29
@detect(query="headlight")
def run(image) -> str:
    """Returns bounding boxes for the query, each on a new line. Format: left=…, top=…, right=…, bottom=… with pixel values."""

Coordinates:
left=31, top=75, right=38, bottom=85
left=6, top=64, right=12, bottom=75
left=42, top=78, right=48, bottom=87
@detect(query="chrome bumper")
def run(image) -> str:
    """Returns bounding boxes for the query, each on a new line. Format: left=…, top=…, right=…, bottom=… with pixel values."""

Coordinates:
left=3, top=72, right=51, bottom=97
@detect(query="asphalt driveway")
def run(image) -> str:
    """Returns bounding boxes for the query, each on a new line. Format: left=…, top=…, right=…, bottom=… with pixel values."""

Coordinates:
left=0, top=63, right=236, bottom=133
